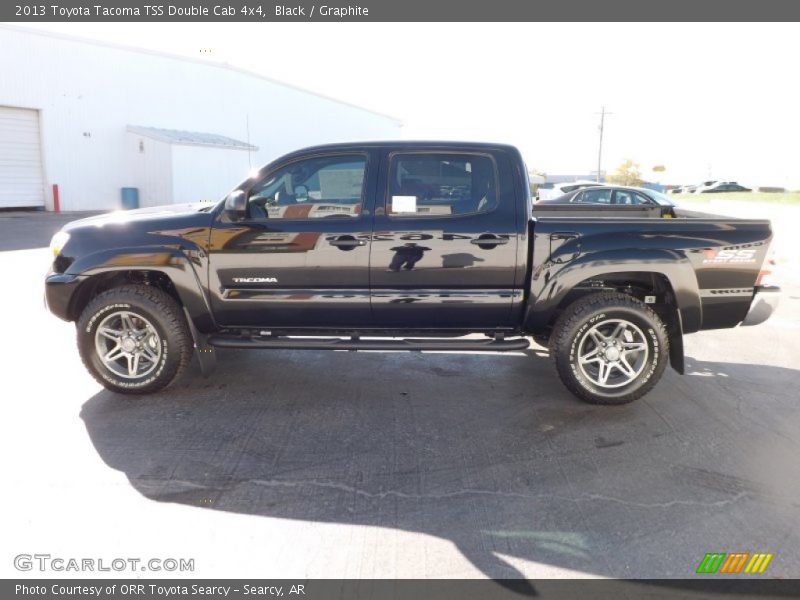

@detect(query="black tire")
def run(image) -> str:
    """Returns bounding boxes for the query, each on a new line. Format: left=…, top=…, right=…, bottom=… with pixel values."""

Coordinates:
left=550, top=292, right=669, bottom=405
left=77, top=284, right=193, bottom=394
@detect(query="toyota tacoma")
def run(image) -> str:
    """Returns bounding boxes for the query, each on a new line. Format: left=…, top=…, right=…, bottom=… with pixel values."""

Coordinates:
left=45, top=142, right=780, bottom=404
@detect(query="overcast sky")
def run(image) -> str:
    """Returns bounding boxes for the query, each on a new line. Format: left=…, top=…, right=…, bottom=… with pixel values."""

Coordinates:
left=21, top=22, right=800, bottom=188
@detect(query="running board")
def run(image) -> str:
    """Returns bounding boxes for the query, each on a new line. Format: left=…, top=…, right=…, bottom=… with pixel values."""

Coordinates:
left=207, top=335, right=530, bottom=352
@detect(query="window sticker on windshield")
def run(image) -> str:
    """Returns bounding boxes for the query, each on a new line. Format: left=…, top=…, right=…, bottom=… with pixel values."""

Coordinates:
left=392, top=195, right=417, bottom=213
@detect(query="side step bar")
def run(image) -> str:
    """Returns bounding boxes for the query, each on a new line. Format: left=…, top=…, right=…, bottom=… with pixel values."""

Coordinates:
left=207, top=335, right=530, bottom=352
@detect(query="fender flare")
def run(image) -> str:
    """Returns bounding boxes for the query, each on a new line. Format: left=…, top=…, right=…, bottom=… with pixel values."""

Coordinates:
left=65, top=245, right=216, bottom=333
left=525, top=247, right=702, bottom=335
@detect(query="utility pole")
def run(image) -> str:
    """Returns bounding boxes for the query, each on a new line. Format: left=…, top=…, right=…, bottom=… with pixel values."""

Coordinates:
left=596, top=106, right=613, bottom=182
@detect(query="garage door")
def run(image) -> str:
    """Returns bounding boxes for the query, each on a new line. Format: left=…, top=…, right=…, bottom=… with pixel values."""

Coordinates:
left=0, top=106, right=45, bottom=208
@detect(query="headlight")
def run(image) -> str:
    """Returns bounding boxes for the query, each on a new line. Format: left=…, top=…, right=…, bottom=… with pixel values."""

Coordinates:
left=49, top=230, right=70, bottom=257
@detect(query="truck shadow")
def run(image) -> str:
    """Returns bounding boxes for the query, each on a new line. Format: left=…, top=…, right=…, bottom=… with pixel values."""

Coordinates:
left=79, top=348, right=800, bottom=584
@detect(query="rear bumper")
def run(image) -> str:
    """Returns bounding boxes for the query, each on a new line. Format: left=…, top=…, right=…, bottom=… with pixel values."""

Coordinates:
left=741, top=285, right=781, bottom=326
left=44, top=272, right=86, bottom=322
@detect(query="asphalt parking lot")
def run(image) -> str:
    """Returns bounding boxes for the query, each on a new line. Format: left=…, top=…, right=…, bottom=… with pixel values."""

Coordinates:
left=2, top=206, right=799, bottom=580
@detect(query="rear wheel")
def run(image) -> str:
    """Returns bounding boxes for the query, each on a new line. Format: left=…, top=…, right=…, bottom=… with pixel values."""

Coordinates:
left=550, top=292, right=669, bottom=405
left=77, top=285, right=193, bottom=394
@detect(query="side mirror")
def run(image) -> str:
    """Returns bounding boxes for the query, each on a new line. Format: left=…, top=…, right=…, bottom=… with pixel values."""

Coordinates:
left=224, top=190, right=246, bottom=219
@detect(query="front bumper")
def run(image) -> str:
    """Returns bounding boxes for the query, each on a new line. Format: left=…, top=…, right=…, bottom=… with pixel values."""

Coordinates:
left=44, top=272, right=86, bottom=322
left=741, top=285, right=781, bottom=327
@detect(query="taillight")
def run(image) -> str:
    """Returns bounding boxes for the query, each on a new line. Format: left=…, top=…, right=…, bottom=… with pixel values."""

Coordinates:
left=755, top=247, right=778, bottom=287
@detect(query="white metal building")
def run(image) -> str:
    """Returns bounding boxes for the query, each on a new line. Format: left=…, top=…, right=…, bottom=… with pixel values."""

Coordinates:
left=0, top=26, right=402, bottom=211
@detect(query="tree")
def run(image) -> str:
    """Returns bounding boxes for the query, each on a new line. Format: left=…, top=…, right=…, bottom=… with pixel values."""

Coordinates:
left=606, top=159, right=643, bottom=186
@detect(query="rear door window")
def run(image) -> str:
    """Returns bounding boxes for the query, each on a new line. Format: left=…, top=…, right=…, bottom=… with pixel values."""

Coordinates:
left=577, top=188, right=612, bottom=204
left=387, top=153, right=497, bottom=217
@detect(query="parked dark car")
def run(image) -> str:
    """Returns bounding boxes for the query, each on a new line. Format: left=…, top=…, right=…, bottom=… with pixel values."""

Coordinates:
left=700, top=182, right=752, bottom=193
left=45, top=141, right=779, bottom=405
left=537, top=180, right=602, bottom=201
left=537, top=185, right=675, bottom=206
left=535, top=186, right=677, bottom=217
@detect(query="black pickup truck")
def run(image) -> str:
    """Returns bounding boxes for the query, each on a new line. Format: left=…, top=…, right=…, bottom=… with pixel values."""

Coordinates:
left=45, top=141, right=780, bottom=404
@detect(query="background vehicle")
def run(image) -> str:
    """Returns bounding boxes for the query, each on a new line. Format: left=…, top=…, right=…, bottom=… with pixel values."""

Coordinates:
left=692, top=180, right=720, bottom=193
left=536, top=180, right=602, bottom=201
left=45, top=142, right=779, bottom=405
left=534, top=185, right=677, bottom=218
left=700, top=181, right=752, bottom=193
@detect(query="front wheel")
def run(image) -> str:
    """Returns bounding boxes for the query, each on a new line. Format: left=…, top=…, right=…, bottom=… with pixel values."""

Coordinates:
left=550, top=292, right=669, bottom=405
left=77, top=285, right=193, bottom=394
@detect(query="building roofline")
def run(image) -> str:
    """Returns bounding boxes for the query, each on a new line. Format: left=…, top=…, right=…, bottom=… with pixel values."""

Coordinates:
left=126, top=125, right=259, bottom=151
left=0, top=24, right=404, bottom=126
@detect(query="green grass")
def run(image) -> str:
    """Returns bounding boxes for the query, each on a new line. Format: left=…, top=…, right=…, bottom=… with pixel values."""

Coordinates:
left=670, top=192, right=800, bottom=204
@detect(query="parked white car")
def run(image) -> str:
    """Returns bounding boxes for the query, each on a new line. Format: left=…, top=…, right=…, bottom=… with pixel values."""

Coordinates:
left=692, top=180, right=719, bottom=193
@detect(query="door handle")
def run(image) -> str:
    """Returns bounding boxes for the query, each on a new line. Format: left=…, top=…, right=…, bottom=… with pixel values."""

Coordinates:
left=470, top=235, right=509, bottom=247
left=329, top=236, right=366, bottom=249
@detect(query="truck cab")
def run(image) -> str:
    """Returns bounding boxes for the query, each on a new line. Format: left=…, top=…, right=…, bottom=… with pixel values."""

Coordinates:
left=210, top=142, right=526, bottom=330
